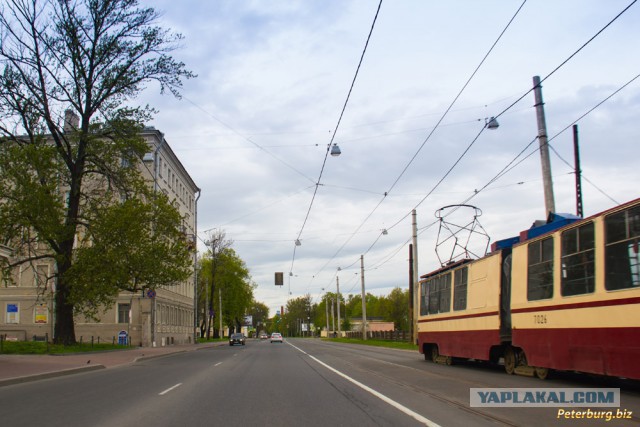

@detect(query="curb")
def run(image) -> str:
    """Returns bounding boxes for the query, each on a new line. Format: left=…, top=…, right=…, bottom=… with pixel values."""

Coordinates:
left=0, top=364, right=105, bottom=387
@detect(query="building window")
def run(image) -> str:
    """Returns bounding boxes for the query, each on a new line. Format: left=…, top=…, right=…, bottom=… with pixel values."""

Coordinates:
left=527, top=236, right=554, bottom=300
left=118, top=303, right=130, bottom=324
left=561, top=222, right=595, bottom=296
left=34, top=265, right=50, bottom=289
left=453, top=267, right=468, bottom=310
left=605, top=204, right=640, bottom=290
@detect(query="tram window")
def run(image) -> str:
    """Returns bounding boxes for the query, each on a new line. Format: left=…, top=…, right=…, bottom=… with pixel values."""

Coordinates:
left=453, top=267, right=468, bottom=310
left=561, top=222, right=595, bottom=296
left=527, top=237, right=554, bottom=300
left=426, top=274, right=451, bottom=314
left=605, top=205, right=640, bottom=290
left=420, top=282, right=428, bottom=316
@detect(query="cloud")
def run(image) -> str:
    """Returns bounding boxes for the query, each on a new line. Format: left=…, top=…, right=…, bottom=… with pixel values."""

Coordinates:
left=138, top=0, right=640, bottom=315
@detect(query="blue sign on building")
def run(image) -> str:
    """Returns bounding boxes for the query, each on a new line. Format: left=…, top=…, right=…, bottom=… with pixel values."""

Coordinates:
left=118, top=330, right=128, bottom=345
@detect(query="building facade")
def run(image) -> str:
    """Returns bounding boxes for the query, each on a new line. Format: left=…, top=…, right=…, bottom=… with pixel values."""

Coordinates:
left=0, top=126, right=200, bottom=347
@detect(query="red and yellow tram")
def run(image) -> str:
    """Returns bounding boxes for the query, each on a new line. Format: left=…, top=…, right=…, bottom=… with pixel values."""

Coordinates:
left=418, top=198, right=640, bottom=379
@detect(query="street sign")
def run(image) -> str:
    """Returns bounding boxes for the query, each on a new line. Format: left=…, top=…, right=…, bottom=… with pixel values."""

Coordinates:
left=146, top=289, right=156, bottom=298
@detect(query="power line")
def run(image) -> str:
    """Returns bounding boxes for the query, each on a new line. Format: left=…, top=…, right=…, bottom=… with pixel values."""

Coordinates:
left=289, top=0, right=384, bottom=275
left=305, top=1, right=527, bottom=281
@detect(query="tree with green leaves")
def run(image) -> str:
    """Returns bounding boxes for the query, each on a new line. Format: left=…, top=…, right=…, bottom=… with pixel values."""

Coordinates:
left=0, top=0, right=194, bottom=344
left=217, top=248, right=254, bottom=333
left=248, top=301, right=269, bottom=334
left=65, top=194, right=193, bottom=320
left=383, top=287, right=409, bottom=331
left=284, top=294, right=314, bottom=337
left=198, top=243, right=254, bottom=338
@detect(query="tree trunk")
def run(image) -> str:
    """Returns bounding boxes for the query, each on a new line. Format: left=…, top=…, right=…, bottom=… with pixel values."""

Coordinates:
left=53, top=245, right=77, bottom=345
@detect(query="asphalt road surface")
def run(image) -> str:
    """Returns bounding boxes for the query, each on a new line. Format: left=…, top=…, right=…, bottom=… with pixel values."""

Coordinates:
left=0, top=338, right=638, bottom=426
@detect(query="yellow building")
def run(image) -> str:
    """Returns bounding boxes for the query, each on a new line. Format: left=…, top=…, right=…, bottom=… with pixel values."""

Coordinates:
left=0, top=124, right=200, bottom=347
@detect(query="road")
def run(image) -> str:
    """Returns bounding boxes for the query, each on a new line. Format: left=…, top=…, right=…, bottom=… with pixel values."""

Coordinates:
left=0, top=338, right=638, bottom=426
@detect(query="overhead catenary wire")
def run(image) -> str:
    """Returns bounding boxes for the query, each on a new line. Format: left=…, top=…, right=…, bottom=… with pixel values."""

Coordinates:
left=289, top=0, right=384, bottom=276
left=367, top=72, right=640, bottom=274
left=302, top=1, right=528, bottom=289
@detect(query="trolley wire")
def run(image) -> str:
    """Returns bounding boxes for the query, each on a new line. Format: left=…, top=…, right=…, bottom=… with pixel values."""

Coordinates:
left=289, top=0, right=384, bottom=276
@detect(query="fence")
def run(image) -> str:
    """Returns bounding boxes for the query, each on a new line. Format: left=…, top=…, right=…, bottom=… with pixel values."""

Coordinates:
left=344, top=330, right=411, bottom=342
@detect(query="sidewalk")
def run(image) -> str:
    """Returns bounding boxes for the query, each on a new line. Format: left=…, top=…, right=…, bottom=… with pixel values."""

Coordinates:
left=0, top=341, right=224, bottom=387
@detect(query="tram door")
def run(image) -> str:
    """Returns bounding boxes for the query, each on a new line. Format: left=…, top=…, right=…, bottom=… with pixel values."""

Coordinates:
left=499, top=250, right=512, bottom=341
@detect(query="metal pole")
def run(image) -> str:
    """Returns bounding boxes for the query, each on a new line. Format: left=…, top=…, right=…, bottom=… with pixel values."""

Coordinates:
left=573, top=124, right=584, bottom=217
left=331, top=298, right=335, bottom=333
left=409, top=243, right=414, bottom=342
left=219, top=288, right=222, bottom=338
left=360, top=255, right=367, bottom=340
left=336, top=274, right=341, bottom=337
left=204, top=278, right=208, bottom=337
left=325, top=295, right=329, bottom=335
left=533, top=75, right=556, bottom=216
left=411, top=210, right=419, bottom=344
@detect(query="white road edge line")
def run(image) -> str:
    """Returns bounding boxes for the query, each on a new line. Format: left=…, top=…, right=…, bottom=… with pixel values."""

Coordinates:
left=214, top=362, right=223, bottom=367
left=159, top=383, right=182, bottom=396
left=288, top=342, right=441, bottom=427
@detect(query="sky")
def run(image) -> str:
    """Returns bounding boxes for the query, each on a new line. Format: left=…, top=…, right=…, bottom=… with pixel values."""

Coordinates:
left=135, top=0, right=640, bottom=317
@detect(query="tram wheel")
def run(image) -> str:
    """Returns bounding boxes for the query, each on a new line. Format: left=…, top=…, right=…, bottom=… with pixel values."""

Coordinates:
left=535, top=367, right=549, bottom=380
left=504, top=347, right=516, bottom=375
left=431, top=345, right=439, bottom=363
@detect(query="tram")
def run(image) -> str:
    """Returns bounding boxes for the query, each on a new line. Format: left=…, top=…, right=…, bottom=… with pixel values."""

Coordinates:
left=417, top=198, right=640, bottom=380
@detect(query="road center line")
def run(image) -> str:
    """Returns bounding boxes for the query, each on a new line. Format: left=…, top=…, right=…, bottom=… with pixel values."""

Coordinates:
left=288, top=342, right=440, bottom=427
left=159, top=383, right=182, bottom=396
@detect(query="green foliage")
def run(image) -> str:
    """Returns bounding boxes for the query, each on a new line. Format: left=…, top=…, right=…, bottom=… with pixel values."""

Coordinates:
left=197, top=244, right=255, bottom=334
left=66, top=193, right=193, bottom=319
left=323, top=337, right=417, bottom=351
left=311, top=287, right=410, bottom=333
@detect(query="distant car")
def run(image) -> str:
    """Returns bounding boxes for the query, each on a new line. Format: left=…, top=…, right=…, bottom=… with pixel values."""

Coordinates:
left=259, top=333, right=268, bottom=340
left=229, top=333, right=245, bottom=346
left=270, top=332, right=283, bottom=343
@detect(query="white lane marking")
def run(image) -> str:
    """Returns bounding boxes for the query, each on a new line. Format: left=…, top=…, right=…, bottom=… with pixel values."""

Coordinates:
left=159, top=383, right=182, bottom=396
left=214, top=362, right=223, bottom=367
left=288, top=342, right=441, bottom=427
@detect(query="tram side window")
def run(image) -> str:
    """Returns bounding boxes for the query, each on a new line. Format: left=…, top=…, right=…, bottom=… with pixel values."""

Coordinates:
left=426, top=274, right=452, bottom=314
left=453, top=267, right=468, bottom=310
left=605, top=205, right=640, bottom=290
left=420, top=282, right=428, bottom=316
left=527, top=236, right=554, bottom=300
left=561, top=222, right=595, bottom=296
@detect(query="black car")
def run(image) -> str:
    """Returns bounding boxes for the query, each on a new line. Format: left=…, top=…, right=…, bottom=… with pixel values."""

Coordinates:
left=229, top=333, right=245, bottom=346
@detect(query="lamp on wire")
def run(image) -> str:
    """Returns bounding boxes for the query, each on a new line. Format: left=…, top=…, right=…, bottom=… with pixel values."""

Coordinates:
left=295, top=239, right=301, bottom=246
left=330, top=143, right=341, bottom=156
left=485, top=117, right=499, bottom=130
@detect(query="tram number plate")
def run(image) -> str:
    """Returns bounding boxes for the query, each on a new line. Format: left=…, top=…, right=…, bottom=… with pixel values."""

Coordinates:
left=533, top=314, right=548, bottom=324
